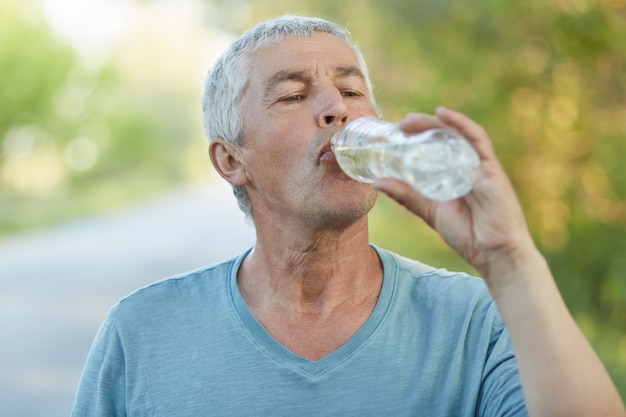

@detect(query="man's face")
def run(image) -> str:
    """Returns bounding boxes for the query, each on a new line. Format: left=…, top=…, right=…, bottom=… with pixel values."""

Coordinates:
left=238, top=33, right=379, bottom=228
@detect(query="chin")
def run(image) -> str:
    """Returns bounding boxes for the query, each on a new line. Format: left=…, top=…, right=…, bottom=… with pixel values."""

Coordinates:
left=324, top=190, right=378, bottom=228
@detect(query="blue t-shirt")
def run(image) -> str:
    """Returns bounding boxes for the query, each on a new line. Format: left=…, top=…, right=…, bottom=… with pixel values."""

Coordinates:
left=72, top=246, right=527, bottom=416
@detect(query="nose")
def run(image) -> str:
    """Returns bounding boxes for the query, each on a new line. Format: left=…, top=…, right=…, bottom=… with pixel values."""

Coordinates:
left=316, top=87, right=349, bottom=128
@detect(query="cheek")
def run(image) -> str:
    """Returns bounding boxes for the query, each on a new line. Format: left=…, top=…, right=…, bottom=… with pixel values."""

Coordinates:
left=241, top=136, right=300, bottom=188
left=239, top=111, right=311, bottom=180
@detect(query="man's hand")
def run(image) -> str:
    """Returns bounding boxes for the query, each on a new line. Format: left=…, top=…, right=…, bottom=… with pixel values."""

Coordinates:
left=373, top=107, right=536, bottom=286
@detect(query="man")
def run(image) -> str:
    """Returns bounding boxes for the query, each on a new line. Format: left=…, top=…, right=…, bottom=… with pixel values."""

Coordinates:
left=72, top=15, right=624, bottom=416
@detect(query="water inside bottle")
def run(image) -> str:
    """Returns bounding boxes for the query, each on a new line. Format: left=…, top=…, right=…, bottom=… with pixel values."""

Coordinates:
left=332, top=140, right=402, bottom=183
left=401, top=138, right=478, bottom=200
left=333, top=132, right=479, bottom=200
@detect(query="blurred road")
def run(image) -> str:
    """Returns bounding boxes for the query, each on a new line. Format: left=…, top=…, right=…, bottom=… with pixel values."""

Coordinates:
left=0, top=178, right=256, bottom=417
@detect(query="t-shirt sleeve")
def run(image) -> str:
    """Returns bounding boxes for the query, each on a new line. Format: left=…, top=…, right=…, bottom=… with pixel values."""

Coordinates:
left=477, top=304, right=528, bottom=417
left=71, top=313, right=127, bottom=417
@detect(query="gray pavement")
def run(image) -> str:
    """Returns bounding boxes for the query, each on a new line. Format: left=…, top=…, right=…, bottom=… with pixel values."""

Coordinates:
left=0, top=178, right=256, bottom=416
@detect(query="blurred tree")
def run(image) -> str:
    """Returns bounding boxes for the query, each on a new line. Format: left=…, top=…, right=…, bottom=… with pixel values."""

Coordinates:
left=241, top=0, right=626, bottom=398
left=0, top=0, right=200, bottom=234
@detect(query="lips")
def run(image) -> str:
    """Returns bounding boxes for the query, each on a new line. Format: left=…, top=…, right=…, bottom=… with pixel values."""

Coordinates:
left=319, top=138, right=341, bottom=164
left=319, top=143, right=333, bottom=159
left=318, top=130, right=340, bottom=162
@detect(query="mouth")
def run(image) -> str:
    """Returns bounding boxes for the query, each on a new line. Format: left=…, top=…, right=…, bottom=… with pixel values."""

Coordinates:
left=319, top=142, right=335, bottom=162
left=318, top=130, right=340, bottom=163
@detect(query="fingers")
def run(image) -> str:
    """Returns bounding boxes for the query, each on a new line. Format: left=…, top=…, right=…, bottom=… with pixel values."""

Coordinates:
left=435, top=107, right=497, bottom=161
left=397, top=113, right=446, bottom=136
left=397, top=108, right=497, bottom=162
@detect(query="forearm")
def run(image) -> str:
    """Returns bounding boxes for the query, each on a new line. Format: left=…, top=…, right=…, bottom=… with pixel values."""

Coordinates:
left=484, top=247, right=625, bottom=417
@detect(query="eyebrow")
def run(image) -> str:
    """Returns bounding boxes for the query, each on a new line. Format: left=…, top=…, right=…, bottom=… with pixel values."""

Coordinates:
left=262, top=65, right=366, bottom=97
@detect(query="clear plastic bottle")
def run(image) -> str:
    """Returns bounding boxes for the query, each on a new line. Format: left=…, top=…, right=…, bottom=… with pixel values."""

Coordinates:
left=331, top=117, right=480, bottom=201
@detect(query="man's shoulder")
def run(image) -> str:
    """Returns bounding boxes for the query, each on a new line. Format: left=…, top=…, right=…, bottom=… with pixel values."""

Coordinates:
left=129, top=256, right=236, bottom=297
left=108, top=252, right=245, bottom=321
left=376, top=246, right=492, bottom=312
left=377, top=246, right=484, bottom=288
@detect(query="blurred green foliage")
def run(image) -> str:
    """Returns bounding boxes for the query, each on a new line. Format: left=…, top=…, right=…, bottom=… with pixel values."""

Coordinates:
left=0, top=0, right=203, bottom=234
left=240, top=0, right=626, bottom=398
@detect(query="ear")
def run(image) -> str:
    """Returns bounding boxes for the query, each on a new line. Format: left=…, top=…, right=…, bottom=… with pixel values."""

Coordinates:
left=208, top=138, right=249, bottom=186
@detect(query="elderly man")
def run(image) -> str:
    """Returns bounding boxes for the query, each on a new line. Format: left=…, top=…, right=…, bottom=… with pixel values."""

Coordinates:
left=72, top=15, right=624, bottom=417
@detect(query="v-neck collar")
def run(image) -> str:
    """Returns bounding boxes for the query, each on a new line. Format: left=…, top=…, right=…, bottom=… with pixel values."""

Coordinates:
left=228, top=245, right=395, bottom=377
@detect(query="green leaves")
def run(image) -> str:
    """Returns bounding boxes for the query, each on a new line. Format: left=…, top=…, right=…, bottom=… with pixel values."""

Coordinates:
left=0, top=1, right=198, bottom=233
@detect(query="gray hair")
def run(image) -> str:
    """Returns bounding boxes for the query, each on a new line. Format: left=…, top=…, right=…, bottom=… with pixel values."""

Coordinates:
left=201, top=15, right=377, bottom=220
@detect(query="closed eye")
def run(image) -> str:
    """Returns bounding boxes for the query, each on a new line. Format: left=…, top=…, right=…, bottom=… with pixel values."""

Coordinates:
left=341, top=90, right=359, bottom=97
left=281, top=94, right=305, bottom=102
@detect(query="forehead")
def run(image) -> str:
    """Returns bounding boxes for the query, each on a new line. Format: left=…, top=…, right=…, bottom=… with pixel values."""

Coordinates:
left=245, top=33, right=361, bottom=84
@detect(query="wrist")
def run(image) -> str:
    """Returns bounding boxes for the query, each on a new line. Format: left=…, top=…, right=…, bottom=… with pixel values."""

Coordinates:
left=477, top=242, right=549, bottom=300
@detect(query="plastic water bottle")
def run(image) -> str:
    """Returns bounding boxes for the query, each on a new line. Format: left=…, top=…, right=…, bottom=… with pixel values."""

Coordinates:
left=331, top=117, right=480, bottom=201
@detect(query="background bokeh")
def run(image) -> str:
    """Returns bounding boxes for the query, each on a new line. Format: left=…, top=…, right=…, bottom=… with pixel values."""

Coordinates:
left=2, top=0, right=625, bottom=410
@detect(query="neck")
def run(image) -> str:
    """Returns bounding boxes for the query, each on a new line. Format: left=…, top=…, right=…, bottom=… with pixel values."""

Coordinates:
left=238, top=217, right=382, bottom=316
left=237, top=216, right=384, bottom=360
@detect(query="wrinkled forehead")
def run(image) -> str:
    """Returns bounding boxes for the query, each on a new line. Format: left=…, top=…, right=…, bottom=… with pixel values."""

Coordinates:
left=244, top=33, right=362, bottom=79
left=229, top=28, right=378, bottom=117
